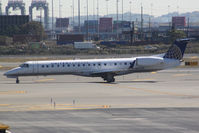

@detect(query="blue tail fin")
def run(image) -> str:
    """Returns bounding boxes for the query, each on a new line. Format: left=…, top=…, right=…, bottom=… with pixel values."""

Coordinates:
left=164, top=39, right=190, bottom=60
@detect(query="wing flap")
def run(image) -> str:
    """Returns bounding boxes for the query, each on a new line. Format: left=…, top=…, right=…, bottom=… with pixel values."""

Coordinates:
left=89, top=69, right=125, bottom=77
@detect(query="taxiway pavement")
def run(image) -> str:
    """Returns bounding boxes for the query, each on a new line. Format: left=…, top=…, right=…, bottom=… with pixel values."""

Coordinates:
left=0, top=67, right=199, bottom=133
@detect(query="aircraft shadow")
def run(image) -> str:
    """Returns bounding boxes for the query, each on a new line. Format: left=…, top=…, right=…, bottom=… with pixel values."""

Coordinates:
left=2, top=80, right=158, bottom=84
left=116, top=81, right=158, bottom=84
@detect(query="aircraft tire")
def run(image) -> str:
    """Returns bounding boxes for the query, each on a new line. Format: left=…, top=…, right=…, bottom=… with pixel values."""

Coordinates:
left=16, top=78, right=19, bottom=84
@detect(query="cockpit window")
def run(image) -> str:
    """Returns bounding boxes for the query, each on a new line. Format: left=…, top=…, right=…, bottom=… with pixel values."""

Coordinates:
left=20, top=63, right=29, bottom=68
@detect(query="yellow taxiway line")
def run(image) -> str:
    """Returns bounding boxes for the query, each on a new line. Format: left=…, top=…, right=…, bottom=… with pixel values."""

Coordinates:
left=190, top=56, right=199, bottom=59
left=172, top=74, right=192, bottom=77
left=0, top=91, right=26, bottom=95
left=0, top=104, right=11, bottom=107
left=151, top=72, right=157, bottom=74
left=0, top=103, right=111, bottom=112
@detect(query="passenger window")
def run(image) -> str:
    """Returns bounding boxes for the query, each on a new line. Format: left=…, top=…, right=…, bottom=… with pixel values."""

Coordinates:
left=83, top=64, right=85, bottom=67
left=93, top=64, right=96, bottom=66
left=114, top=63, right=117, bottom=65
left=98, top=63, right=101, bottom=66
left=104, top=63, right=107, bottom=66
left=68, top=64, right=70, bottom=67
left=78, top=64, right=80, bottom=67
left=57, top=64, right=60, bottom=67
left=124, top=63, right=127, bottom=65
left=88, top=64, right=90, bottom=66
left=51, top=64, right=54, bottom=67
left=46, top=65, right=49, bottom=68
left=42, top=65, right=44, bottom=68
left=73, top=64, right=75, bottom=67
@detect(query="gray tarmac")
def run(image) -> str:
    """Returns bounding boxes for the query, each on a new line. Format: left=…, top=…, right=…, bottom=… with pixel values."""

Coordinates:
left=1, top=108, right=199, bottom=133
left=0, top=67, right=199, bottom=133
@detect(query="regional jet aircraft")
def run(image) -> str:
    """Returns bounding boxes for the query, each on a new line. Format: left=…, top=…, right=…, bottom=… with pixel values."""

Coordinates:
left=4, top=39, right=189, bottom=83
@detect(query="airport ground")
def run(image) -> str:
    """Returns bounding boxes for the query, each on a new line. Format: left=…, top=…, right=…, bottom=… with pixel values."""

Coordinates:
left=0, top=56, right=199, bottom=133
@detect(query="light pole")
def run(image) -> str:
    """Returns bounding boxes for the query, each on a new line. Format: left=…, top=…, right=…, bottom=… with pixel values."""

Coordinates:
left=121, top=0, right=124, bottom=37
left=71, top=5, right=73, bottom=29
left=129, top=1, right=132, bottom=22
left=122, top=0, right=123, bottom=22
left=106, top=0, right=109, bottom=16
left=168, top=5, right=170, bottom=23
left=40, top=8, right=42, bottom=25
left=93, top=0, right=95, bottom=20
left=59, top=0, right=62, bottom=32
left=59, top=0, right=61, bottom=18
left=149, top=3, right=153, bottom=32
left=116, top=0, right=119, bottom=40
left=52, top=0, right=54, bottom=32
left=72, top=0, right=74, bottom=28
left=78, top=0, right=81, bottom=32
left=168, top=5, right=171, bottom=31
left=141, top=3, right=143, bottom=41
left=97, top=0, right=99, bottom=38
left=87, top=0, right=89, bottom=40
left=177, top=0, right=179, bottom=16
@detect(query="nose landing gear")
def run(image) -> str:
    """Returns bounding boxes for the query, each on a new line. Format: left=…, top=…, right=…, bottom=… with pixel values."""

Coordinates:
left=16, top=77, right=19, bottom=84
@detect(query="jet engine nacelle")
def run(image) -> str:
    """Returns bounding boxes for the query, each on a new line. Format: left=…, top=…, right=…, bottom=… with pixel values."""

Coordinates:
left=136, top=57, right=164, bottom=67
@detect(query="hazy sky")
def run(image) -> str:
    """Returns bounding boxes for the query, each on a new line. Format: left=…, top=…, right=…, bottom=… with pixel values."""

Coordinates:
left=1, top=0, right=199, bottom=18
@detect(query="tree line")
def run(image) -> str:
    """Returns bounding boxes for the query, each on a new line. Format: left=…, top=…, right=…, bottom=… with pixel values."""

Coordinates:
left=0, top=21, right=46, bottom=39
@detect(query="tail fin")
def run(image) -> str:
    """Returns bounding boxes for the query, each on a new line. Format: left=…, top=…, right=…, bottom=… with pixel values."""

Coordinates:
left=163, top=39, right=190, bottom=60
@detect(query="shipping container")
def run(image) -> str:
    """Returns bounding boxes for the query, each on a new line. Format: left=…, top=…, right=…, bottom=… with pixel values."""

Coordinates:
left=84, top=20, right=98, bottom=33
left=13, top=35, right=41, bottom=43
left=172, top=16, right=186, bottom=28
left=56, top=18, right=69, bottom=28
left=57, top=34, right=84, bottom=45
left=99, top=18, right=113, bottom=32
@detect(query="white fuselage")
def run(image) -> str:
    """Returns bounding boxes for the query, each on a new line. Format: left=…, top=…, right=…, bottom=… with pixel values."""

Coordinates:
left=4, top=56, right=180, bottom=78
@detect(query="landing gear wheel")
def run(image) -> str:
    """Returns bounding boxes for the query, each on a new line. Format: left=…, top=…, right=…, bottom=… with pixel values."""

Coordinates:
left=16, top=78, right=19, bottom=84
left=102, top=74, right=115, bottom=83
left=107, top=78, right=115, bottom=83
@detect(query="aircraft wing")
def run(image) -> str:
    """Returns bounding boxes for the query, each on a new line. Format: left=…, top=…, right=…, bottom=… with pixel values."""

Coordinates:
left=89, top=69, right=128, bottom=77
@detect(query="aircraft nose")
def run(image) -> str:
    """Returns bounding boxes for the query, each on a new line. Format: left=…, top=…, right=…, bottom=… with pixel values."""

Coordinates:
left=4, top=68, right=19, bottom=77
left=4, top=70, right=14, bottom=76
left=3, top=71, right=8, bottom=76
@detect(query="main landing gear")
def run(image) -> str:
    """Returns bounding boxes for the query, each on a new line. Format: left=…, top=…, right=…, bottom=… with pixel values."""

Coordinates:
left=102, top=73, right=115, bottom=83
left=16, top=77, right=19, bottom=84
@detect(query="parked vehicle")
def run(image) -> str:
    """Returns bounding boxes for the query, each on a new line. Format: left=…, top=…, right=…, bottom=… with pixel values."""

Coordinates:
left=74, top=42, right=100, bottom=49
